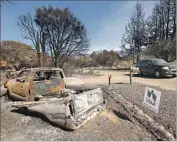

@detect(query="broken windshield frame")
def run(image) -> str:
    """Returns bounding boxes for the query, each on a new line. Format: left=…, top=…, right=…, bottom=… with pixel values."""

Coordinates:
left=16, top=70, right=30, bottom=82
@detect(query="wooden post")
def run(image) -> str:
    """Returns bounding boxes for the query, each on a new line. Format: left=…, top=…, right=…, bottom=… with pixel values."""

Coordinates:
left=109, top=78, right=110, bottom=86
left=130, top=66, right=132, bottom=84
left=108, top=72, right=111, bottom=86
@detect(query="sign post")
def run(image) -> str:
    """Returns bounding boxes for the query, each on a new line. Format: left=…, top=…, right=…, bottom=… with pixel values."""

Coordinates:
left=143, top=87, right=161, bottom=113
left=130, top=66, right=132, bottom=84
left=108, top=72, right=111, bottom=86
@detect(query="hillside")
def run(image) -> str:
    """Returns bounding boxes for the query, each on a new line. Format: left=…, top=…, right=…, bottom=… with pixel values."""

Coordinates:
left=0, top=40, right=51, bottom=70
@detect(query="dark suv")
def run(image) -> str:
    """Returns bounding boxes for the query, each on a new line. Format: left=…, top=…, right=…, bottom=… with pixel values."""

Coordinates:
left=136, top=59, right=177, bottom=78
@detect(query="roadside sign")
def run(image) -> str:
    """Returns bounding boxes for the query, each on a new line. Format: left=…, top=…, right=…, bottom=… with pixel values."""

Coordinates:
left=143, top=87, right=161, bottom=113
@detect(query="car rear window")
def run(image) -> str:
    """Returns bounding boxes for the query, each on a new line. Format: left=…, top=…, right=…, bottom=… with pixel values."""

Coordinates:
left=151, top=59, right=167, bottom=65
left=33, top=70, right=63, bottom=81
left=136, top=60, right=147, bottom=67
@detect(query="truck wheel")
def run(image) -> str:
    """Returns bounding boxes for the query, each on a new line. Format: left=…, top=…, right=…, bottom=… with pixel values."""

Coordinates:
left=140, top=71, right=143, bottom=76
left=154, top=70, right=161, bottom=78
left=5, top=90, right=10, bottom=100
left=6, top=90, right=14, bottom=100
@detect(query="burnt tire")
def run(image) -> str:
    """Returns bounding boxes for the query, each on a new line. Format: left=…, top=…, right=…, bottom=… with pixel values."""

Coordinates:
left=5, top=90, right=13, bottom=100
left=139, top=69, right=143, bottom=76
left=5, top=90, right=29, bottom=101
left=139, top=71, right=143, bottom=76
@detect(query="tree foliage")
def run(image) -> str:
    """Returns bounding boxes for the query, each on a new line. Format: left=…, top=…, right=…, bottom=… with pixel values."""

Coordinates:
left=64, top=50, right=120, bottom=68
left=147, top=0, right=176, bottom=62
left=121, top=0, right=176, bottom=62
left=1, top=41, right=39, bottom=70
left=18, top=6, right=89, bottom=68
left=90, top=50, right=120, bottom=67
left=1, top=0, right=11, bottom=5
left=121, top=3, right=147, bottom=61
left=18, top=13, right=42, bottom=67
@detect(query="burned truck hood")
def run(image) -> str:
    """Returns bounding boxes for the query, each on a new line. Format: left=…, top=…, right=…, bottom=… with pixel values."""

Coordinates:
left=12, top=88, right=106, bottom=130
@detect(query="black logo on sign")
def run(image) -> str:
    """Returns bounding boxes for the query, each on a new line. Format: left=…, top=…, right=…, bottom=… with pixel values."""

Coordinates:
left=146, top=90, right=157, bottom=106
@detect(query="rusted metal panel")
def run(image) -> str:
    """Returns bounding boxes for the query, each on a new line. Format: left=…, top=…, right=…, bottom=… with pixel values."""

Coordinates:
left=33, top=79, right=65, bottom=95
left=4, top=67, right=66, bottom=101
left=12, top=81, right=24, bottom=96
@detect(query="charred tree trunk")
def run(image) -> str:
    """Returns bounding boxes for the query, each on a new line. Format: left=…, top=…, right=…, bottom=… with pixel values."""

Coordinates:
left=37, top=52, right=41, bottom=67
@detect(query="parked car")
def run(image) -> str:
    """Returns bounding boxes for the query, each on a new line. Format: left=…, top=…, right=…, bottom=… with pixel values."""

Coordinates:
left=4, top=68, right=66, bottom=101
left=136, top=59, right=177, bottom=78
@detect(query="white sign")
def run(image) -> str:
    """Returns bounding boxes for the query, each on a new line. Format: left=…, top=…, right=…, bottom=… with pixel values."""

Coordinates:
left=143, top=87, right=161, bottom=113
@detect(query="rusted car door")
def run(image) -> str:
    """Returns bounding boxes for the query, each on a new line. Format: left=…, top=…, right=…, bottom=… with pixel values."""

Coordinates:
left=48, top=70, right=65, bottom=94
left=12, top=70, right=30, bottom=97
left=33, top=70, right=65, bottom=96
left=33, top=71, right=50, bottom=95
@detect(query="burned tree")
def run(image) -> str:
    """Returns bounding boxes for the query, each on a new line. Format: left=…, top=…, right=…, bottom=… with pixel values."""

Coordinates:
left=147, top=0, right=176, bottom=62
left=18, top=6, right=89, bottom=67
left=121, top=3, right=147, bottom=62
left=34, top=7, right=89, bottom=67
left=1, top=0, right=11, bottom=5
left=17, top=13, right=42, bottom=67
left=34, top=7, right=48, bottom=66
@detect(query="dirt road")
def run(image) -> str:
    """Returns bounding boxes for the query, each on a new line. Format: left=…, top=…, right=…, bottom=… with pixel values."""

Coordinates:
left=79, top=70, right=176, bottom=91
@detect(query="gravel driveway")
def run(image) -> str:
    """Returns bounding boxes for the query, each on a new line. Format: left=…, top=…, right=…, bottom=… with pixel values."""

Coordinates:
left=111, top=82, right=176, bottom=138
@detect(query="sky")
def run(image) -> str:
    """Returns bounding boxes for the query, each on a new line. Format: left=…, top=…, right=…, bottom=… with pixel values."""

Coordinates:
left=1, top=0, right=158, bottom=53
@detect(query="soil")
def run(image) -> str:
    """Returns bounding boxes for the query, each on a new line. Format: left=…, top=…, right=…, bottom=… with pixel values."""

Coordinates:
left=0, top=70, right=175, bottom=141
left=79, top=70, right=176, bottom=91
left=0, top=88, right=156, bottom=141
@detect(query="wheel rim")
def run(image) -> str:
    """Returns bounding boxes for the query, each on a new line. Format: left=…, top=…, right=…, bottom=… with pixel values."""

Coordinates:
left=155, top=71, right=160, bottom=77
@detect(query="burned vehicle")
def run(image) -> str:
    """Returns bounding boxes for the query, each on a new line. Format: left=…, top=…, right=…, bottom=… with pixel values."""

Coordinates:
left=4, top=68, right=66, bottom=101
left=12, top=88, right=106, bottom=130
left=5, top=70, right=20, bottom=79
left=5, top=68, right=106, bottom=130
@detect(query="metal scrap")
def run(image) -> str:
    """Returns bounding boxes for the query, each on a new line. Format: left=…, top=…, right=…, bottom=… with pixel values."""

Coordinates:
left=12, top=88, right=106, bottom=130
left=4, top=67, right=66, bottom=101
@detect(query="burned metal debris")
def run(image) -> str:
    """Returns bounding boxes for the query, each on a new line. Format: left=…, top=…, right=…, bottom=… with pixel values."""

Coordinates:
left=4, top=67, right=106, bottom=130
left=12, top=88, right=106, bottom=130
left=4, top=68, right=66, bottom=101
